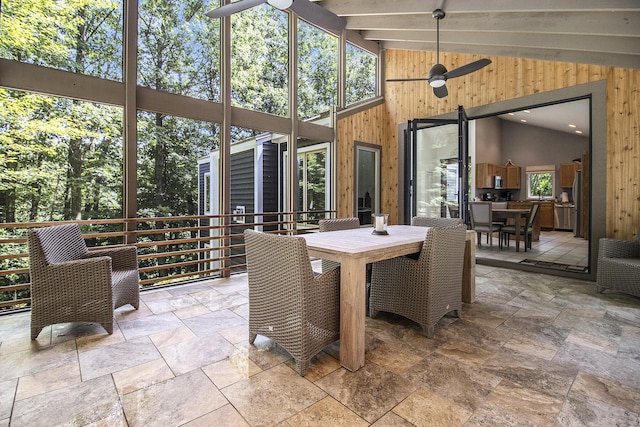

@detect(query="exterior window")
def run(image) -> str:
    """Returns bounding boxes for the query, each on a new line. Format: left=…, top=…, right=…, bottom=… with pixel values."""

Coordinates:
left=355, top=144, right=381, bottom=225
left=136, top=111, right=218, bottom=217
left=298, top=21, right=338, bottom=120
left=298, top=148, right=327, bottom=221
left=526, top=165, right=555, bottom=199
left=346, top=43, right=377, bottom=105
left=231, top=5, right=288, bottom=115
left=0, top=1, right=123, bottom=81
left=138, top=0, right=221, bottom=101
left=0, top=89, right=123, bottom=223
left=203, top=173, right=211, bottom=214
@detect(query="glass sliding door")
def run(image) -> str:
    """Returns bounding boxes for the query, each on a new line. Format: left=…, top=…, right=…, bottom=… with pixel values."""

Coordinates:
left=355, top=143, right=381, bottom=225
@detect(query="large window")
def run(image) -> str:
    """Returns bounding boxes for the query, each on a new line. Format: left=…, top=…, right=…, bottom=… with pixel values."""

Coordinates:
left=231, top=5, right=288, bottom=116
left=138, top=0, right=221, bottom=101
left=0, top=0, right=123, bottom=81
left=137, top=111, right=218, bottom=218
left=0, top=90, right=123, bottom=223
left=298, top=21, right=338, bottom=120
left=346, top=43, right=377, bottom=105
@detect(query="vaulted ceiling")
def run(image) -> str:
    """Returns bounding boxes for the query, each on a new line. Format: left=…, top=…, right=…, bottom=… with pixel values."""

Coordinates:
left=317, top=0, right=640, bottom=70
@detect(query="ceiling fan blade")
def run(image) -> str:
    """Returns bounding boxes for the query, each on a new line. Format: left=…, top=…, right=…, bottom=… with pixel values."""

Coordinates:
left=386, top=78, right=429, bottom=82
left=205, top=0, right=267, bottom=18
left=444, top=58, right=492, bottom=80
left=289, top=0, right=346, bottom=33
left=433, top=84, right=448, bottom=98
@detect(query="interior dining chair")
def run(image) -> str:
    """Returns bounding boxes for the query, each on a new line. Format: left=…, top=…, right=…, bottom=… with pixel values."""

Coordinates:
left=469, top=202, right=501, bottom=247
left=369, top=224, right=467, bottom=337
left=243, top=229, right=340, bottom=376
left=500, top=203, right=539, bottom=250
left=28, top=223, right=140, bottom=340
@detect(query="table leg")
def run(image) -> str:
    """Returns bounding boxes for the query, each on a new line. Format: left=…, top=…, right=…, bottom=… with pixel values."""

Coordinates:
left=515, top=214, right=521, bottom=252
left=339, top=256, right=367, bottom=371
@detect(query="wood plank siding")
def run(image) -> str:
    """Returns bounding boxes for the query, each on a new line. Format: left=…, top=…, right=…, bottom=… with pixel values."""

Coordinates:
left=337, top=50, right=640, bottom=240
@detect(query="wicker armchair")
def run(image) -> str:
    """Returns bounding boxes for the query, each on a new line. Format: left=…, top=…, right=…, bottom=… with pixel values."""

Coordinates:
left=411, top=216, right=463, bottom=227
left=369, top=224, right=467, bottom=337
left=597, top=231, right=640, bottom=297
left=244, top=229, right=340, bottom=375
left=318, top=217, right=360, bottom=272
left=28, top=223, right=140, bottom=340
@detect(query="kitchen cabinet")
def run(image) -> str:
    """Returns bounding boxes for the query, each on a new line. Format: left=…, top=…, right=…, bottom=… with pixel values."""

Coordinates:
left=476, top=163, right=507, bottom=188
left=539, top=202, right=554, bottom=230
left=560, top=162, right=581, bottom=188
left=504, top=165, right=521, bottom=189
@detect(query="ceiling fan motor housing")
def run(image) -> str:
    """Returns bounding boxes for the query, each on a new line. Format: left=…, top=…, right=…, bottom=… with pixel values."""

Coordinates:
left=427, top=63, right=448, bottom=87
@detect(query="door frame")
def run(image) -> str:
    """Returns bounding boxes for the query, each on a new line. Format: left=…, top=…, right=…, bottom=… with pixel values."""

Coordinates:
left=397, top=81, right=606, bottom=281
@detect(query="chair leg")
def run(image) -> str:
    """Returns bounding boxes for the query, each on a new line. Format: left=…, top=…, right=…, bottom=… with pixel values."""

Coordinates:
left=249, top=332, right=257, bottom=344
left=295, top=359, right=310, bottom=376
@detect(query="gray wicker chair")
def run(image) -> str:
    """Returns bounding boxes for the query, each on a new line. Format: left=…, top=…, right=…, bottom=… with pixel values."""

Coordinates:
left=369, top=224, right=467, bottom=337
left=597, top=231, right=640, bottom=297
left=244, top=229, right=340, bottom=375
left=411, top=216, right=463, bottom=228
left=318, top=217, right=360, bottom=272
left=28, top=223, right=140, bottom=340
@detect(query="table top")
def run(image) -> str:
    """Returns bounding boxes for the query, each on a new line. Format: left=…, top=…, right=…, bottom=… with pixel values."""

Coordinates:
left=493, top=208, right=530, bottom=214
left=300, top=225, right=427, bottom=262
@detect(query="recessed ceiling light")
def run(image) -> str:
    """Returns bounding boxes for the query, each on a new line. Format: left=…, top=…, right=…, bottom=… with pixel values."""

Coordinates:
left=520, top=119, right=527, bottom=123
left=575, top=130, right=583, bottom=134
left=569, top=124, right=576, bottom=128
left=523, top=110, right=531, bottom=113
left=508, top=113, right=515, bottom=116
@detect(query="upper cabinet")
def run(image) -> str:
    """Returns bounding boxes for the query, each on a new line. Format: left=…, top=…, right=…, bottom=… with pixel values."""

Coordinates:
left=476, top=162, right=520, bottom=189
left=504, top=165, right=521, bottom=189
left=560, top=162, right=581, bottom=188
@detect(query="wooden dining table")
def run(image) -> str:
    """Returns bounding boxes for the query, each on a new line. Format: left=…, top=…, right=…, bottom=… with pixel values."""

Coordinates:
left=300, top=225, right=475, bottom=371
left=492, top=208, right=530, bottom=252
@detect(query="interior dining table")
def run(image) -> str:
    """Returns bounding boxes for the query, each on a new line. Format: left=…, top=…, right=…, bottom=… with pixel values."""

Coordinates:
left=492, top=208, right=530, bottom=252
left=300, top=224, right=475, bottom=372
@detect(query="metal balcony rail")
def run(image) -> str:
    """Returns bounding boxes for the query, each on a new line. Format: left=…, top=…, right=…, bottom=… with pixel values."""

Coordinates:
left=0, top=210, right=334, bottom=314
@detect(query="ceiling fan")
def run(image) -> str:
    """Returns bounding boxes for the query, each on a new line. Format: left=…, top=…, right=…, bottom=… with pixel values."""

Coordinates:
left=204, top=0, right=346, bottom=33
left=386, top=8, right=491, bottom=99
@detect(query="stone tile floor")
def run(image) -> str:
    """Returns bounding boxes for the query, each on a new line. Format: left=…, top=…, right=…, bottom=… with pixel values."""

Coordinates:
left=1, top=265, right=640, bottom=426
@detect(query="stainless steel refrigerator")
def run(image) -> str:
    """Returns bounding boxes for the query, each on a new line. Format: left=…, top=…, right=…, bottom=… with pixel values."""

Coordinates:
left=572, top=170, right=582, bottom=237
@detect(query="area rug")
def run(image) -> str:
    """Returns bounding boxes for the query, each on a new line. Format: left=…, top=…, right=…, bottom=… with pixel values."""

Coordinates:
left=519, top=259, right=588, bottom=273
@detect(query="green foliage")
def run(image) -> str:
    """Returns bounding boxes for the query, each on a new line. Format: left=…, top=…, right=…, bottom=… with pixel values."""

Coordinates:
left=530, top=172, right=553, bottom=198
left=298, top=21, right=338, bottom=120
left=346, top=43, right=377, bottom=105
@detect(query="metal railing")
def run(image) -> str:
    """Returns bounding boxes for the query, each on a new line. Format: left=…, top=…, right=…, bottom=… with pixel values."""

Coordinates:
left=0, top=211, right=333, bottom=314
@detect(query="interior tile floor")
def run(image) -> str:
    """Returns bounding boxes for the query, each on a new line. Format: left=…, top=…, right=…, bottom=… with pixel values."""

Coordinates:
left=2, top=264, right=640, bottom=426
left=475, top=230, right=589, bottom=268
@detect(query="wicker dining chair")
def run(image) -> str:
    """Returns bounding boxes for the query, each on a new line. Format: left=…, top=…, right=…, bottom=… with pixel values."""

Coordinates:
left=411, top=216, right=464, bottom=228
left=243, top=229, right=340, bottom=375
left=369, top=224, right=467, bottom=338
left=318, top=217, right=360, bottom=272
left=28, top=223, right=140, bottom=340
left=596, top=230, right=640, bottom=297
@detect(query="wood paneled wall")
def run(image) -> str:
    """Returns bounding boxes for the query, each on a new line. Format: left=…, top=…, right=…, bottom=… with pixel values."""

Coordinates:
left=337, top=49, right=640, bottom=240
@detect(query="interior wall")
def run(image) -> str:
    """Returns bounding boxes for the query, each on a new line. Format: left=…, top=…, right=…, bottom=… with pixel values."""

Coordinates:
left=336, top=50, right=640, bottom=241
left=474, top=117, right=502, bottom=164
left=500, top=121, right=589, bottom=200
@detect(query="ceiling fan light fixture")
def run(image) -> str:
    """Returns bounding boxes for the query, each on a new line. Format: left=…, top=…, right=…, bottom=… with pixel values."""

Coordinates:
left=268, top=0, right=293, bottom=9
left=429, top=78, right=446, bottom=88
